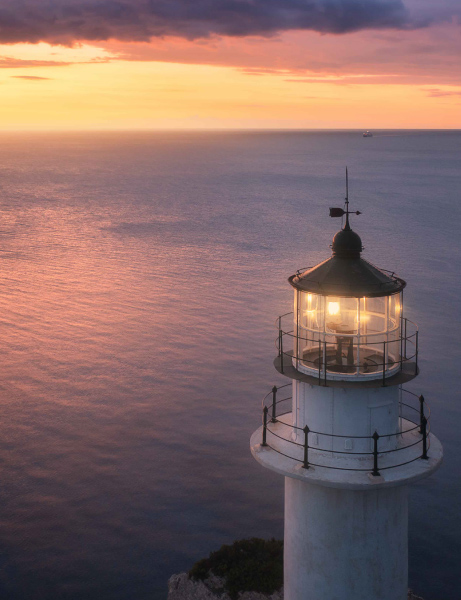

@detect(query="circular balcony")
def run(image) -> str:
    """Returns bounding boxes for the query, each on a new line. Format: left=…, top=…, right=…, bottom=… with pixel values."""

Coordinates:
left=275, top=312, right=419, bottom=388
left=250, top=386, right=442, bottom=489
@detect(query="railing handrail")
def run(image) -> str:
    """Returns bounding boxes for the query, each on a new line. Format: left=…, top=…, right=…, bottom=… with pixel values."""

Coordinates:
left=279, top=311, right=418, bottom=341
left=260, top=386, right=431, bottom=475
left=263, top=390, right=426, bottom=438
left=275, top=311, right=418, bottom=382
left=280, top=327, right=417, bottom=346
left=276, top=335, right=418, bottom=370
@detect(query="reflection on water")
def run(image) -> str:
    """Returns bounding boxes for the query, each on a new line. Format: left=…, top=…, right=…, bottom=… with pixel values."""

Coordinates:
left=0, top=131, right=459, bottom=599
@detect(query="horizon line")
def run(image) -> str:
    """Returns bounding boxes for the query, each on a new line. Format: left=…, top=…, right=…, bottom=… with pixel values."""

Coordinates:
left=0, top=127, right=459, bottom=133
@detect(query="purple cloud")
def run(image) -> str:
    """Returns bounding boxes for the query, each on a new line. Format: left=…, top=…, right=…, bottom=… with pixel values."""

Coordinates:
left=0, top=1, right=429, bottom=44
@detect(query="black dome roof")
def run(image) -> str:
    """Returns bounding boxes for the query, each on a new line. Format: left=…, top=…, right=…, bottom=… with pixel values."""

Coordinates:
left=289, top=224, right=405, bottom=298
left=332, top=228, right=362, bottom=258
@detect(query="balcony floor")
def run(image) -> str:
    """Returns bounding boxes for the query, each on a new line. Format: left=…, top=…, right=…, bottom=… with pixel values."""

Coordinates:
left=274, top=351, right=418, bottom=388
left=251, top=415, right=442, bottom=490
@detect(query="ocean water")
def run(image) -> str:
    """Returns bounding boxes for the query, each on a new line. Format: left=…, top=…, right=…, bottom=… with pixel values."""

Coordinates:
left=0, top=130, right=459, bottom=600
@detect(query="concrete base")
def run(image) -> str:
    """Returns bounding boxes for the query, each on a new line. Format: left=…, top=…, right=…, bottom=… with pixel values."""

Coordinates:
left=284, top=477, right=408, bottom=600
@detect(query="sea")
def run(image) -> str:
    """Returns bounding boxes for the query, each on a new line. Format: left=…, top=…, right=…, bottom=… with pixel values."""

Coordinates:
left=0, top=130, right=459, bottom=600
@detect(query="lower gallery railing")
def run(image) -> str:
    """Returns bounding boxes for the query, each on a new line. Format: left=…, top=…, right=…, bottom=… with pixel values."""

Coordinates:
left=261, top=385, right=430, bottom=476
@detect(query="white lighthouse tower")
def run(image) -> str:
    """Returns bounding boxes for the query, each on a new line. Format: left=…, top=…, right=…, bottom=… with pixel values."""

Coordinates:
left=250, top=180, right=443, bottom=600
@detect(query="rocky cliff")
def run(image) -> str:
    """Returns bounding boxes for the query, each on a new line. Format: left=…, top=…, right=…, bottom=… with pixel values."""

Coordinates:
left=167, top=572, right=424, bottom=600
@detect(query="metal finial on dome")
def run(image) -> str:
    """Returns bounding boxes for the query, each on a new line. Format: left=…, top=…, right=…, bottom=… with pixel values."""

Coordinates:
left=329, top=168, right=362, bottom=230
left=345, top=166, right=351, bottom=230
left=329, top=168, right=363, bottom=258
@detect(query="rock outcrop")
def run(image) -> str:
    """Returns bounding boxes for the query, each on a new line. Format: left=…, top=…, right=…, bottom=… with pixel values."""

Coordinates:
left=167, top=573, right=283, bottom=600
left=167, top=572, right=425, bottom=600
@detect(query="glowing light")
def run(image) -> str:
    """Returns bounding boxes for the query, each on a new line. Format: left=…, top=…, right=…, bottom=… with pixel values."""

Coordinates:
left=328, top=301, right=340, bottom=316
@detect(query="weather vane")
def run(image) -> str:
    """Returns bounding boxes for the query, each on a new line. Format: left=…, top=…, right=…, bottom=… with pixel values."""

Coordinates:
left=329, top=167, right=361, bottom=230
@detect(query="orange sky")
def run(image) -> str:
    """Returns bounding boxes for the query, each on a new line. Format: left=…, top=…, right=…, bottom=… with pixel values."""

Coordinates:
left=0, top=21, right=459, bottom=129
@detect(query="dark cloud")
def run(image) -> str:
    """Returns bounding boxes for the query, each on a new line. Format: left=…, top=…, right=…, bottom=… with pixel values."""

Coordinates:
left=0, top=1, right=433, bottom=45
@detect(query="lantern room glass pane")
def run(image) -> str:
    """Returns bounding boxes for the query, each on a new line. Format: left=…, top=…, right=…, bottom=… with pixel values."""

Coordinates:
left=295, top=291, right=403, bottom=380
left=362, top=296, right=386, bottom=335
left=300, top=292, right=323, bottom=331
left=388, top=294, right=401, bottom=329
left=326, top=296, right=358, bottom=334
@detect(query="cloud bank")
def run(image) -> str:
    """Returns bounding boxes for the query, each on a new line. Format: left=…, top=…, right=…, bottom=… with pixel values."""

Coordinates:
left=0, top=0, right=434, bottom=45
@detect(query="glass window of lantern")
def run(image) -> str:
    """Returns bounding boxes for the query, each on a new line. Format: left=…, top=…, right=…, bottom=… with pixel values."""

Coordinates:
left=295, top=291, right=404, bottom=379
left=362, top=296, right=387, bottom=335
left=359, top=297, right=367, bottom=335
left=299, top=292, right=323, bottom=331
left=297, top=292, right=323, bottom=365
left=388, top=294, right=401, bottom=330
left=387, top=293, right=402, bottom=366
left=325, top=296, right=358, bottom=334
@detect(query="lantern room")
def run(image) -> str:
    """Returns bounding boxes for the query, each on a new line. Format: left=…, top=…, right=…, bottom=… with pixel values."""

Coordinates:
left=279, top=213, right=418, bottom=383
left=293, top=291, right=403, bottom=379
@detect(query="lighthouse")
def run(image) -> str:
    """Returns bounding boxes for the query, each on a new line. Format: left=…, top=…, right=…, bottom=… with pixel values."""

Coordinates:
left=250, top=177, right=443, bottom=600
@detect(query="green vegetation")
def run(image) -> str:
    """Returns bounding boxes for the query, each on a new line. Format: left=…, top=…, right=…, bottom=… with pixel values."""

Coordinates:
left=189, top=538, right=283, bottom=599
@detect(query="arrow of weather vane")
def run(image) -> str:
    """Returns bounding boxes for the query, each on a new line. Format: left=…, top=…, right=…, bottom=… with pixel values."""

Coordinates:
left=329, top=168, right=361, bottom=221
left=329, top=207, right=362, bottom=218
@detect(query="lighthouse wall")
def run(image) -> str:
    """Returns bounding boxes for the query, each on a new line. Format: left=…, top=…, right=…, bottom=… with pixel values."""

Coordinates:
left=292, top=381, right=400, bottom=453
left=284, top=477, right=408, bottom=600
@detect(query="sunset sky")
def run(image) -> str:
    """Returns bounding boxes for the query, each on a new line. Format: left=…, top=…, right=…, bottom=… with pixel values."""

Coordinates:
left=0, top=0, right=460, bottom=129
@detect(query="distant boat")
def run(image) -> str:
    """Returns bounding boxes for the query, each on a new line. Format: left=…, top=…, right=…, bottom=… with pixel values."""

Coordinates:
left=363, top=131, right=373, bottom=137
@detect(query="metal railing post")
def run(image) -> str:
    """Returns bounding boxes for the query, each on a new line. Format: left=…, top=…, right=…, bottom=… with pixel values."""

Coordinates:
left=404, top=318, right=407, bottom=359
left=419, top=394, right=425, bottom=433
left=280, top=330, right=284, bottom=374
left=421, top=416, right=428, bottom=460
left=323, top=341, right=327, bottom=386
left=296, top=296, right=300, bottom=371
left=303, top=425, right=310, bottom=469
left=400, top=291, right=404, bottom=370
left=415, top=330, right=419, bottom=375
left=271, top=386, right=277, bottom=423
left=382, top=341, right=386, bottom=387
left=262, top=406, right=268, bottom=447
left=372, top=431, right=380, bottom=476
left=318, top=340, right=321, bottom=385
